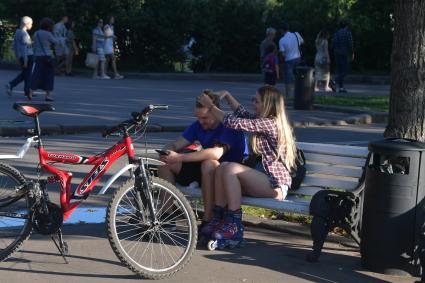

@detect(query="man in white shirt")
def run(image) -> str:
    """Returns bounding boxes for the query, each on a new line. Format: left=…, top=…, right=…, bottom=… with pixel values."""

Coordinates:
left=279, top=23, right=304, bottom=98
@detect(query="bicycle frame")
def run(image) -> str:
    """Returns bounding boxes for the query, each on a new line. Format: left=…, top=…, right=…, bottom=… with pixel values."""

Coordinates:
left=2, top=106, right=167, bottom=222
left=37, top=132, right=135, bottom=220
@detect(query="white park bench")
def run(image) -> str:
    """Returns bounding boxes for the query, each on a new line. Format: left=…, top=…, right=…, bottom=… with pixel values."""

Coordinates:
left=176, top=142, right=370, bottom=262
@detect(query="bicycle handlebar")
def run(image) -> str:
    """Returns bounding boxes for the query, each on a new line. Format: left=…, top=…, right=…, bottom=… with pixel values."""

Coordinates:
left=102, top=104, right=168, bottom=137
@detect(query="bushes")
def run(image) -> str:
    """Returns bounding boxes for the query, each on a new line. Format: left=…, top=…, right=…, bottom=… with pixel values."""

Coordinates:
left=0, top=0, right=393, bottom=73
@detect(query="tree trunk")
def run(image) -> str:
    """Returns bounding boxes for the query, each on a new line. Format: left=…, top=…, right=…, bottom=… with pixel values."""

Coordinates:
left=384, top=0, right=425, bottom=141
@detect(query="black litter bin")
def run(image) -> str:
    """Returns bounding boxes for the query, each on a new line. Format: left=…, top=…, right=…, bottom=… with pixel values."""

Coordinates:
left=294, top=66, right=314, bottom=110
left=361, top=138, right=425, bottom=276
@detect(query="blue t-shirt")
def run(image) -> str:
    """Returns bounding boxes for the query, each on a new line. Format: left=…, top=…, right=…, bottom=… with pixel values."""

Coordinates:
left=182, top=122, right=248, bottom=163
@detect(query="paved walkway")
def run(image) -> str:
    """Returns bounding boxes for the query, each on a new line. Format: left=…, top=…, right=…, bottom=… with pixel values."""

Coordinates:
left=0, top=69, right=389, bottom=136
left=0, top=223, right=417, bottom=283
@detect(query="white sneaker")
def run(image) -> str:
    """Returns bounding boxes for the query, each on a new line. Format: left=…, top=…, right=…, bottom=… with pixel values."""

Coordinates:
left=92, top=75, right=101, bottom=79
left=114, top=74, right=124, bottom=80
left=101, top=75, right=111, bottom=79
left=277, top=185, right=288, bottom=201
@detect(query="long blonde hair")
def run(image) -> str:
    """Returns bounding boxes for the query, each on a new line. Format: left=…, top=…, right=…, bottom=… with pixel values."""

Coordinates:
left=251, top=86, right=297, bottom=169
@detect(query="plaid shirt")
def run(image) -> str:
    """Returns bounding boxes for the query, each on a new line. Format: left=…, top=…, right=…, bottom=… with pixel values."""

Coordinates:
left=332, top=28, right=353, bottom=56
left=223, top=105, right=292, bottom=188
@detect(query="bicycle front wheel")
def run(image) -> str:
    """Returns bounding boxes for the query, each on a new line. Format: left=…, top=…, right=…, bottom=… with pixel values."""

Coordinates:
left=106, top=177, right=197, bottom=279
left=0, top=162, right=32, bottom=261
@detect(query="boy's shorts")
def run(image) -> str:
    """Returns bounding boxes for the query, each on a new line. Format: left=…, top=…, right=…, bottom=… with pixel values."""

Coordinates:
left=175, top=161, right=202, bottom=186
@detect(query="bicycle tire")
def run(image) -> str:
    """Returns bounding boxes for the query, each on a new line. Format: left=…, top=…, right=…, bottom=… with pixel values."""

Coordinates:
left=106, top=177, right=197, bottom=279
left=0, top=162, right=32, bottom=261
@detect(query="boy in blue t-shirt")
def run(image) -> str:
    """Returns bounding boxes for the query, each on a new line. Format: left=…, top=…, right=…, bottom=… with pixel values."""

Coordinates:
left=158, top=90, right=248, bottom=229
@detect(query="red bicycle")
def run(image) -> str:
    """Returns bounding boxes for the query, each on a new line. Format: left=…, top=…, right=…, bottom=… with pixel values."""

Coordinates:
left=0, top=103, right=197, bottom=279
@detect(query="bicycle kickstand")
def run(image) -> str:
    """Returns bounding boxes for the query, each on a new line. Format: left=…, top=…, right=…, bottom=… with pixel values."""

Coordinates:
left=51, top=228, right=69, bottom=264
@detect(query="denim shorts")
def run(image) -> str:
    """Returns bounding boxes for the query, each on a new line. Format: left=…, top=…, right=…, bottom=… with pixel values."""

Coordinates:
left=254, top=161, right=266, bottom=174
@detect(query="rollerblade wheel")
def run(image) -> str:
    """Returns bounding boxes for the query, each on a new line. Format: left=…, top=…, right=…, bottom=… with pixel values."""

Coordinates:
left=207, top=240, right=217, bottom=251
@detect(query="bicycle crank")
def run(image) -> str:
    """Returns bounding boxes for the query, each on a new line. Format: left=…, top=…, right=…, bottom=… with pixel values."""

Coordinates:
left=32, top=201, right=63, bottom=235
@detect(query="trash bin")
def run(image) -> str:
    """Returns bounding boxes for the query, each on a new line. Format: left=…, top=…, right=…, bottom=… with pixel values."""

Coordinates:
left=361, top=138, right=425, bottom=276
left=294, top=66, right=314, bottom=110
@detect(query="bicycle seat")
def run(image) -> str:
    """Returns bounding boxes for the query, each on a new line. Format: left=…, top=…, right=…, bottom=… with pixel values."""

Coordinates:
left=13, top=103, right=55, bottom=117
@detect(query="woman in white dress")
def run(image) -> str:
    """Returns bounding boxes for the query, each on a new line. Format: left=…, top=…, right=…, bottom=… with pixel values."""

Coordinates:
left=314, top=30, right=332, bottom=92
left=104, top=16, right=123, bottom=79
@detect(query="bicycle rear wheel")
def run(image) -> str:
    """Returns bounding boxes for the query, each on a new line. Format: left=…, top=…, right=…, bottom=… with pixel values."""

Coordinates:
left=0, top=162, right=32, bottom=261
left=106, top=177, right=197, bottom=279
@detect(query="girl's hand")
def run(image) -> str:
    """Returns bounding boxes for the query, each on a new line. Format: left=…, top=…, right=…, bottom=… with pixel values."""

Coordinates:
left=198, top=93, right=214, bottom=109
left=218, top=90, right=230, bottom=100
left=160, top=150, right=182, bottom=164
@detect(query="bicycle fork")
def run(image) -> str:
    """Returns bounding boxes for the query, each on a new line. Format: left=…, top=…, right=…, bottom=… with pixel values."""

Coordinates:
left=133, top=161, right=157, bottom=225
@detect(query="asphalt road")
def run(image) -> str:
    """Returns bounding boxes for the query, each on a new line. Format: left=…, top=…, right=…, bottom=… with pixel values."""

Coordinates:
left=0, top=69, right=388, bottom=128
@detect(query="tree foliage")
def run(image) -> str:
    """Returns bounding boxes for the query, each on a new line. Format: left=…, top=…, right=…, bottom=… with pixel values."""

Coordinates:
left=0, top=0, right=393, bottom=73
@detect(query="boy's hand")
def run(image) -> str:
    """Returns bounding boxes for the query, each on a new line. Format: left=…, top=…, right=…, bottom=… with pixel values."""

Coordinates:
left=160, top=150, right=182, bottom=164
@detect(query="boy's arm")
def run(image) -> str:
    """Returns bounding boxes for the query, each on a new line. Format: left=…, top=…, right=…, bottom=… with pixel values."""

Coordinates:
left=163, top=146, right=225, bottom=164
left=162, top=136, right=191, bottom=152
left=181, top=147, right=225, bottom=162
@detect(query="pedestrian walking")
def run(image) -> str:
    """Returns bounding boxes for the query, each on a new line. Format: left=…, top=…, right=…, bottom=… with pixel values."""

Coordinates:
left=65, top=20, right=79, bottom=76
left=332, top=19, right=354, bottom=93
left=30, top=17, right=60, bottom=101
left=259, top=27, right=277, bottom=71
left=278, top=23, right=304, bottom=98
left=262, top=44, right=279, bottom=86
left=104, top=16, right=123, bottom=79
left=314, top=30, right=332, bottom=92
left=5, top=16, right=34, bottom=99
left=53, top=16, right=69, bottom=75
left=92, top=19, right=109, bottom=79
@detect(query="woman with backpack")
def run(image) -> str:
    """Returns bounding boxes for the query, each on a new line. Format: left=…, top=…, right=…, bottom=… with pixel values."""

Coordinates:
left=197, top=85, right=296, bottom=249
left=262, top=44, right=280, bottom=86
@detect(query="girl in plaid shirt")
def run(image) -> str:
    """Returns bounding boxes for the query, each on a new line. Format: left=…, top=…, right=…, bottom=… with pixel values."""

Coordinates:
left=198, top=85, right=296, bottom=247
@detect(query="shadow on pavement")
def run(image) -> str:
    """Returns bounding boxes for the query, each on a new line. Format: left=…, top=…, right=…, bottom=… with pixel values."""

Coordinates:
left=203, top=228, right=390, bottom=283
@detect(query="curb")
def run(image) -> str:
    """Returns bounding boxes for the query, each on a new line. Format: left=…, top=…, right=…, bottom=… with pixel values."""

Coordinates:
left=0, top=124, right=187, bottom=137
left=0, top=107, right=387, bottom=137
left=1, top=61, right=390, bottom=84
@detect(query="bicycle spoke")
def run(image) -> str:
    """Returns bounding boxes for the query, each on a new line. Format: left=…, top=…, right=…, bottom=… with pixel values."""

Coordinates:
left=108, top=177, right=196, bottom=277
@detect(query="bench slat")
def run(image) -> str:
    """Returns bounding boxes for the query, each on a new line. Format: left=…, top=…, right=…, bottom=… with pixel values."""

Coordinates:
left=304, top=152, right=366, bottom=167
left=177, top=185, right=310, bottom=215
left=242, top=196, right=310, bottom=215
left=302, top=175, right=359, bottom=190
left=289, top=186, right=320, bottom=196
left=305, top=164, right=363, bottom=178
left=297, top=142, right=369, bottom=158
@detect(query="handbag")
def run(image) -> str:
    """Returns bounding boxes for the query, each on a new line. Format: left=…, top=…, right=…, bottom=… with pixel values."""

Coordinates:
left=293, top=32, right=307, bottom=68
left=266, top=136, right=306, bottom=191
left=85, top=52, right=99, bottom=69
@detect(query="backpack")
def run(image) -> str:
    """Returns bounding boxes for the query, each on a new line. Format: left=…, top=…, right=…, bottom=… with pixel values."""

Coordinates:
left=266, top=136, right=306, bottom=191
left=262, top=53, right=275, bottom=73
left=287, top=149, right=306, bottom=191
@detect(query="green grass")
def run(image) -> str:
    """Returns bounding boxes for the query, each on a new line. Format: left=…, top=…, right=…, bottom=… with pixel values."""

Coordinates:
left=314, top=95, right=389, bottom=112
left=242, top=205, right=312, bottom=225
